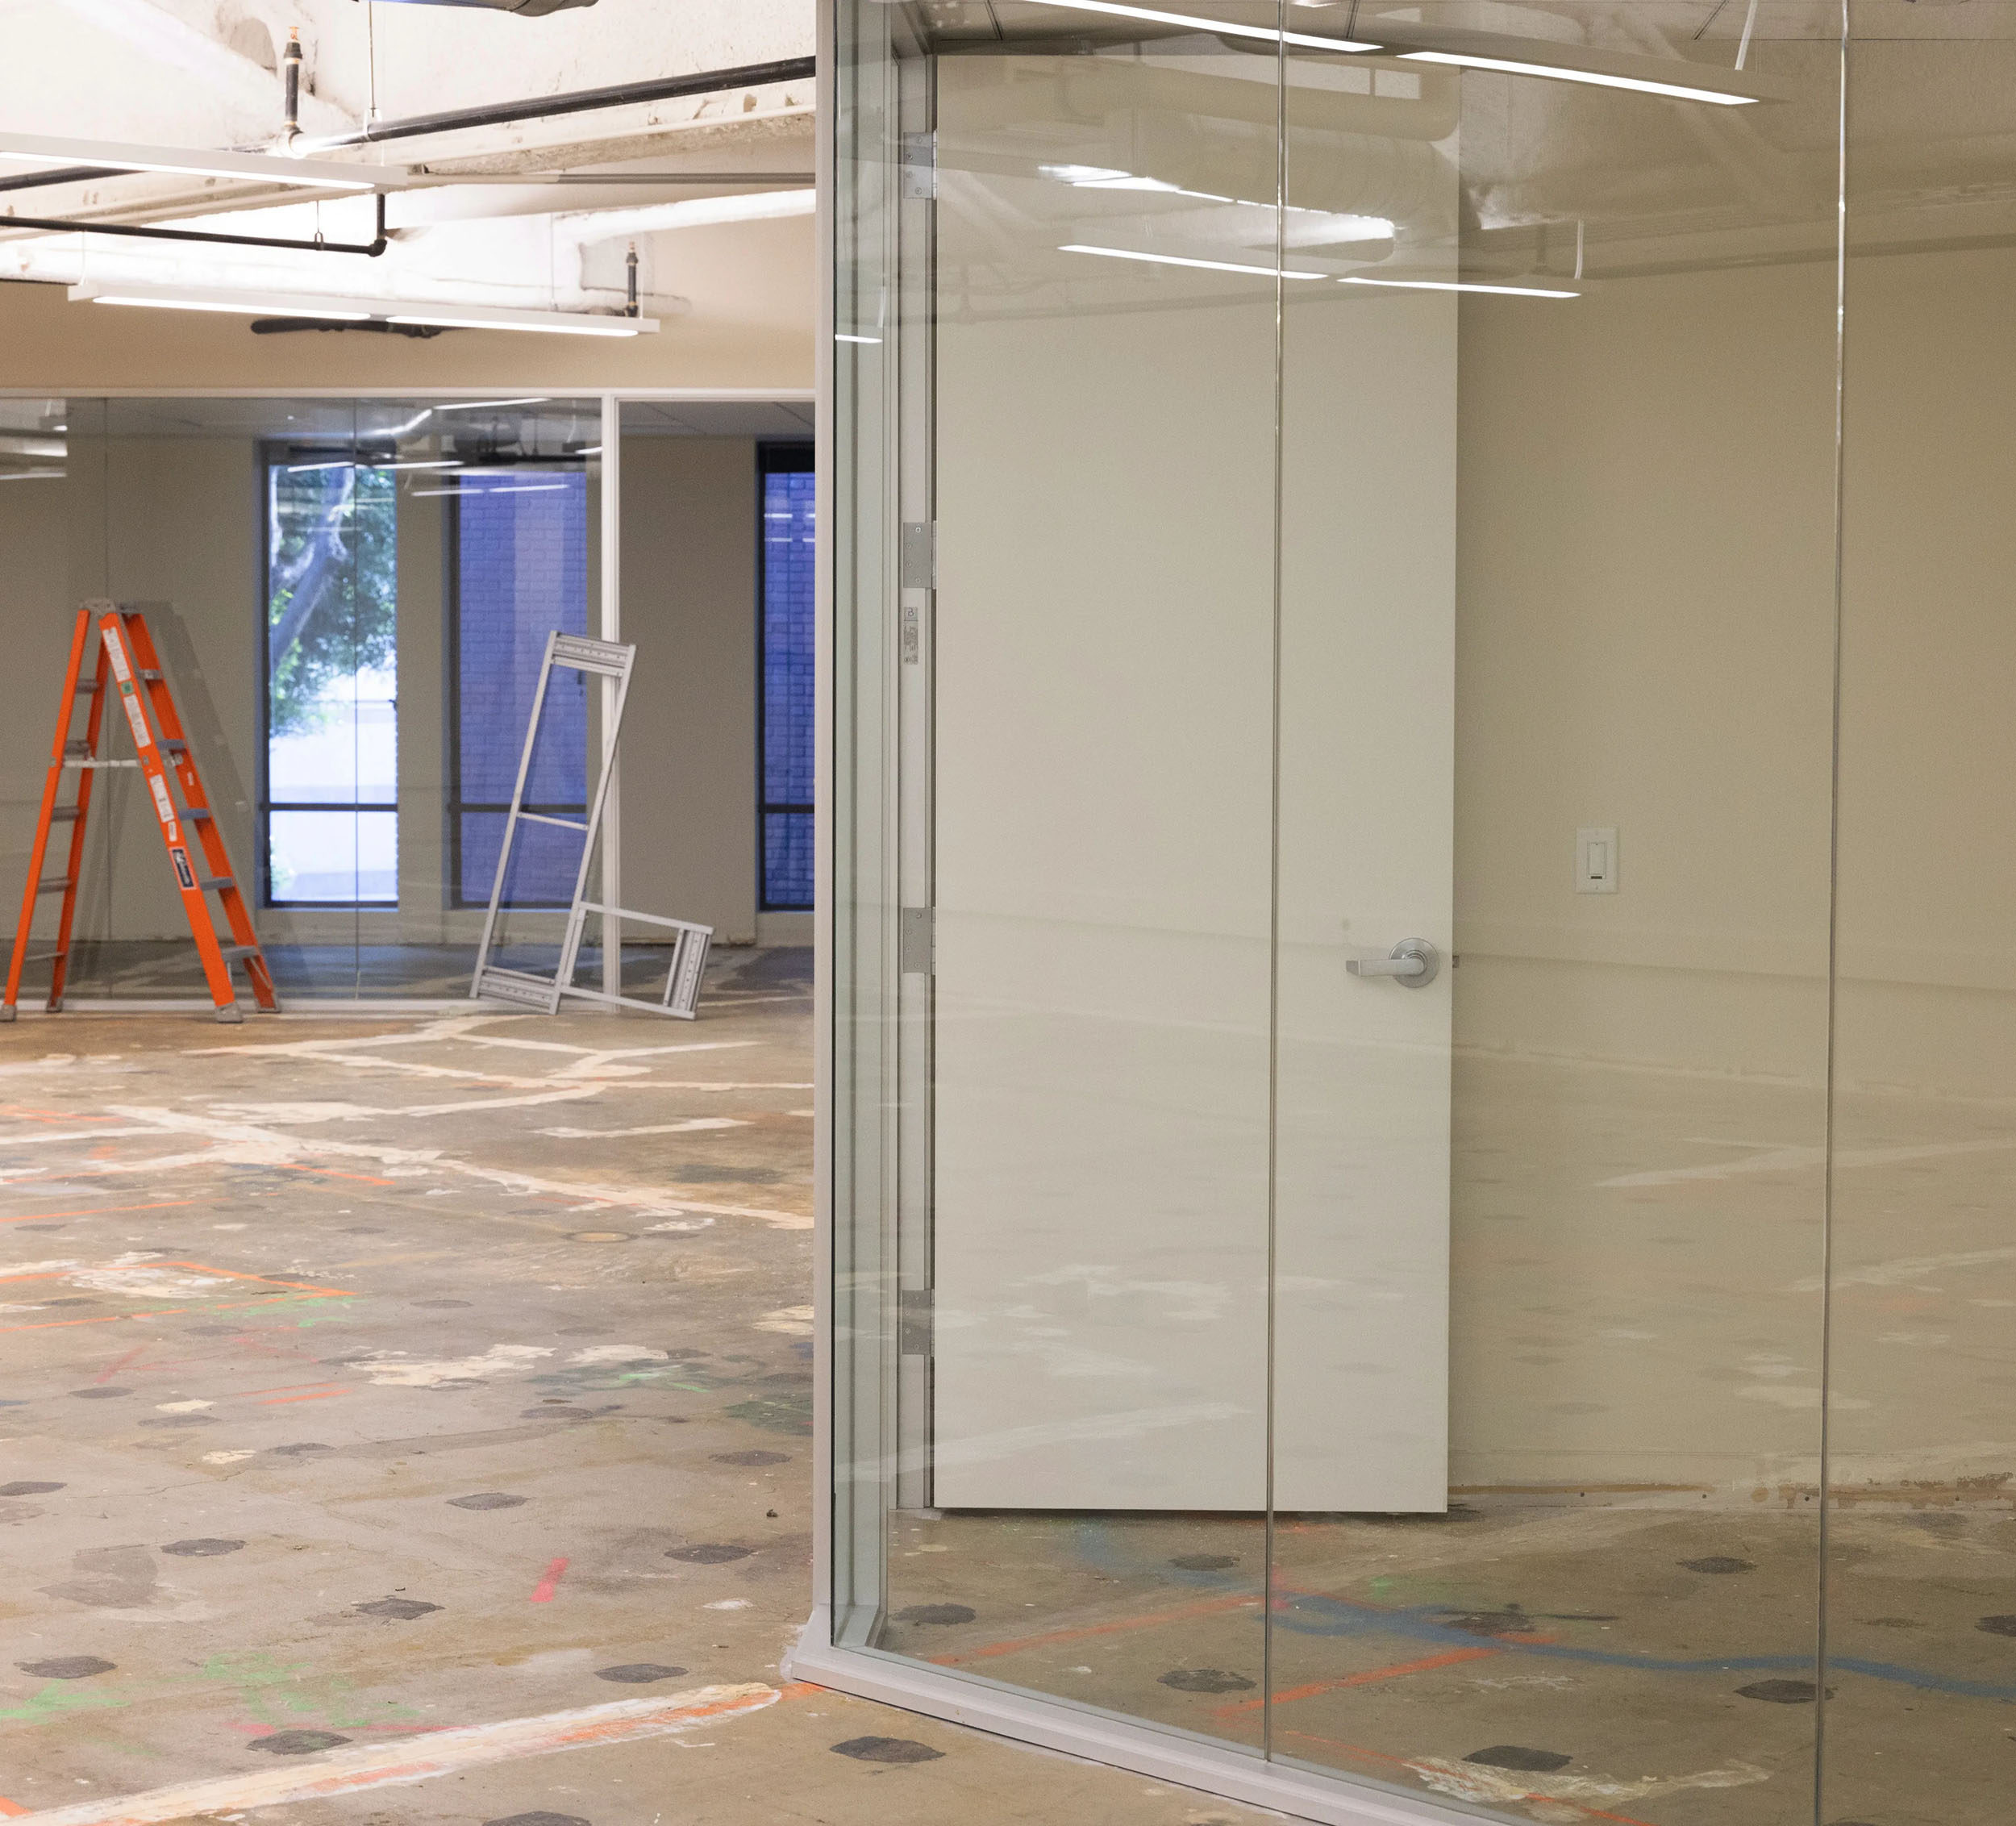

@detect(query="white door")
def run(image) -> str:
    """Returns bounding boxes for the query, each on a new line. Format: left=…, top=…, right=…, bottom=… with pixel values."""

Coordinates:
left=924, top=55, right=1453, bottom=1515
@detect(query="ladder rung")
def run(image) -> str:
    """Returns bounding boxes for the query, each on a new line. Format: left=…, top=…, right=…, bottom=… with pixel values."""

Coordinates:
left=161, top=740, right=189, bottom=755
left=138, top=669, right=163, bottom=681
left=64, top=740, right=90, bottom=755
left=20, top=949, right=65, bottom=964
left=49, top=807, right=81, bottom=823
left=198, top=877, right=235, bottom=893
left=216, top=945, right=263, bottom=961
left=35, top=878, right=74, bottom=895
left=185, top=807, right=213, bottom=821
left=519, top=812, right=589, bottom=832
left=74, top=678, right=101, bottom=694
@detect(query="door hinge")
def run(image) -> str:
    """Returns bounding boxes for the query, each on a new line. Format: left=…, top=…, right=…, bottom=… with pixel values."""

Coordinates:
left=899, top=905, right=935, bottom=976
left=901, top=520, right=935, bottom=590
left=898, top=1286, right=933, bottom=1356
left=901, top=131, right=937, bottom=199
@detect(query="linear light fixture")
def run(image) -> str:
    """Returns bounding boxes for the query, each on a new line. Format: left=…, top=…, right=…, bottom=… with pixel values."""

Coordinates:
left=1061, top=243, right=1327, bottom=278
left=408, top=483, right=570, bottom=497
left=0, top=131, right=389, bottom=190
left=436, top=398, right=551, bottom=412
left=1010, top=0, right=1375, bottom=53
left=835, top=333, right=882, bottom=344
left=68, top=286, right=654, bottom=337
left=1393, top=48, right=1756, bottom=104
left=1340, top=275, right=1579, bottom=298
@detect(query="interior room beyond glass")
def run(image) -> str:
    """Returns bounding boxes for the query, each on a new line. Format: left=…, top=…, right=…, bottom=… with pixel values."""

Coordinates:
left=822, top=6, right=2016, bottom=1825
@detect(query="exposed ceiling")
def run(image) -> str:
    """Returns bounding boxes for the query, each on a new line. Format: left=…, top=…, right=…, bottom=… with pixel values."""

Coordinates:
left=0, top=0, right=814, bottom=327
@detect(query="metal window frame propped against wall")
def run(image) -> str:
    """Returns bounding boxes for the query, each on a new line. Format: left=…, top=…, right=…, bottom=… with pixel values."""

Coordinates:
left=470, top=631, right=712, bottom=1019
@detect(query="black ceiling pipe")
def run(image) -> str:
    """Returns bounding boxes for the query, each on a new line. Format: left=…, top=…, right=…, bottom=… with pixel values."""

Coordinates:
left=306, top=53, right=816, bottom=149
left=0, top=192, right=387, bottom=256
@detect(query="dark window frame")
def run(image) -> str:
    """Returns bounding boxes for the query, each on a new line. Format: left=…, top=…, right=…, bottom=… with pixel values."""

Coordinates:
left=757, top=441, right=815, bottom=912
left=444, top=461, right=593, bottom=911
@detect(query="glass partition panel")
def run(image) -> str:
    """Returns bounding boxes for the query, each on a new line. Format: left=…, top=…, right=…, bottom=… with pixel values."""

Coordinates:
left=0, top=395, right=600, bottom=1011
left=1828, top=6, right=2016, bottom=1823
left=833, top=0, right=1286, bottom=1745
left=1271, top=9, right=1845, bottom=1817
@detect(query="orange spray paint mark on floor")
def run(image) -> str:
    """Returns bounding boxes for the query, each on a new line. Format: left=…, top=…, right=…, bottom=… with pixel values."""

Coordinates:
left=1211, top=1645, right=1502, bottom=1716
left=0, top=1799, right=29, bottom=1816
left=531, top=1557, right=569, bottom=1603
left=0, top=1199, right=194, bottom=1227
left=927, top=1593, right=1262, bottom=1667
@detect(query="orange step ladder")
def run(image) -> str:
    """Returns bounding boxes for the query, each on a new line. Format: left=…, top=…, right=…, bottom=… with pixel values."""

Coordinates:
left=4, top=602, right=279, bottom=1023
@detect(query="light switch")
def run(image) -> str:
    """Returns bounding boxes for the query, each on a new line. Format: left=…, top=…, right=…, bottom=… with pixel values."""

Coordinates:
left=1576, top=826, right=1618, bottom=894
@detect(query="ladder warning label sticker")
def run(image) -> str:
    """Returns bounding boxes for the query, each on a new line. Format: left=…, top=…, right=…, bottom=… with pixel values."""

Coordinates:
left=102, top=629, right=132, bottom=683
left=148, top=775, right=178, bottom=837
left=120, top=693, right=152, bottom=752
left=169, top=847, right=195, bottom=892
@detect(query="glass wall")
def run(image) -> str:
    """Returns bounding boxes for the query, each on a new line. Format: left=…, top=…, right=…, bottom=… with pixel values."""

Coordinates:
left=0, top=396, right=602, bottom=1006
left=827, top=4, right=2010, bottom=1824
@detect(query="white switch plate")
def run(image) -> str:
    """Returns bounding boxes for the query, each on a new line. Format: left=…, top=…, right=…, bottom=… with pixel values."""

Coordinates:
left=1576, top=826, right=1618, bottom=894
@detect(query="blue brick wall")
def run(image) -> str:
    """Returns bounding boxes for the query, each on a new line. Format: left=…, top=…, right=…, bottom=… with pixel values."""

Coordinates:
left=761, top=466, right=815, bottom=909
left=457, top=477, right=590, bottom=904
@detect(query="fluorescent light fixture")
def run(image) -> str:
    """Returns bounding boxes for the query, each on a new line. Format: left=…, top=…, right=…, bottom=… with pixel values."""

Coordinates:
left=85, top=291, right=371, bottom=321
left=1340, top=275, right=1579, bottom=298
left=1393, top=48, right=1758, bottom=104
left=1010, top=0, right=1375, bottom=52
left=0, top=468, right=64, bottom=482
left=835, top=333, right=882, bottom=344
left=435, top=398, right=550, bottom=412
left=69, top=286, right=653, bottom=337
left=385, top=306, right=652, bottom=337
left=285, top=460, right=357, bottom=472
left=0, top=131, right=389, bottom=190
left=408, top=483, right=571, bottom=498
left=1061, top=243, right=1328, bottom=279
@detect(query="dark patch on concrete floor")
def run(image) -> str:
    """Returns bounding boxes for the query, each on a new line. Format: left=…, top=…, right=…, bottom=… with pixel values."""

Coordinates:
left=723, top=1394, right=812, bottom=1435
left=448, top=1493, right=527, bottom=1511
left=1158, top=1669, right=1255, bottom=1693
left=1860, top=1616, right=1923, bottom=1628
left=1169, top=1554, right=1238, bottom=1572
left=1976, top=1615, right=2016, bottom=1636
left=894, top=1603, right=976, bottom=1624
left=269, top=1442, right=335, bottom=1455
left=138, top=1414, right=217, bottom=1428
left=18, top=1656, right=115, bottom=1679
left=1681, top=1556, right=1756, bottom=1574
left=1439, top=1606, right=1544, bottom=1637
left=414, top=1299, right=473, bottom=1308
left=70, top=1387, right=129, bottom=1399
left=1738, top=1680, right=1825, bottom=1703
left=0, top=1481, right=63, bottom=1495
left=522, top=1405, right=623, bottom=1421
left=712, top=1449, right=789, bottom=1465
left=249, top=1730, right=350, bottom=1755
left=672, top=1165, right=785, bottom=1185
left=666, top=1543, right=753, bottom=1564
left=1465, top=1745, right=1572, bottom=1773
left=595, top=1663, right=689, bottom=1682
left=831, top=1736, right=944, bottom=1764
left=485, top=1813, right=590, bottom=1826
left=162, top=1539, right=244, bottom=1557
left=355, top=1597, right=442, bottom=1620
left=43, top=1545, right=155, bottom=1607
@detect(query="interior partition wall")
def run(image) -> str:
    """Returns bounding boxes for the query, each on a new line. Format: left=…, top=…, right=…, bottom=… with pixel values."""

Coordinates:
left=807, top=6, right=2016, bottom=1825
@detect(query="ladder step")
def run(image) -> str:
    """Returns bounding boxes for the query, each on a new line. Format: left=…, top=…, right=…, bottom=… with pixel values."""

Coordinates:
left=138, top=669, right=163, bottom=682
left=198, top=877, right=235, bottom=893
left=216, top=944, right=264, bottom=961
left=161, top=740, right=189, bottom=756
left=185, top=807, right=213, bottom=821
left=74, top=678, right=101, bottom=694
left=50, top=807, right=81, bottom=823
left=35, top=878, right=74, bottom=895
left=21, top=950, right=66, bottom=965
left=64, top=740, right=90, bottom=756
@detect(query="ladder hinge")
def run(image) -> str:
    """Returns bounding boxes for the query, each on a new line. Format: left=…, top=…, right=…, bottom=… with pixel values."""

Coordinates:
left=899, top=906, right=934, bottom=977
left=901, top=131, right=936, bottom=199
left=900, top=520, right=935, bottom=591
left=898, top=1286, right=933, bottom=1356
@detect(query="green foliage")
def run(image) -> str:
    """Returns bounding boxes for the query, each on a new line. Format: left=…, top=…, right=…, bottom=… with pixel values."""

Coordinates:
left=267, top=463, right=398, bottom=736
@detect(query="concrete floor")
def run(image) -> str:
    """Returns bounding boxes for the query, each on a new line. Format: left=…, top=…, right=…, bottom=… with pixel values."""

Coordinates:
left=0, top=948, right=2007, bottom=1826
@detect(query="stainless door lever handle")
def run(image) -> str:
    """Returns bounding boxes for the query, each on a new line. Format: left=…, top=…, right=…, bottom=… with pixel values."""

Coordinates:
left=1346, top=939, right=1439, bottom=988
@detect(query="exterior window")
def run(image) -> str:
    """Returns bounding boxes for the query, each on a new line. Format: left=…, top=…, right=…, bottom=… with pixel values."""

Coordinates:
left=263, top=456, right=398, bottom=905
left=760, top=445, right=815, bottom=910
left=449, top=470, right=590, bottom=907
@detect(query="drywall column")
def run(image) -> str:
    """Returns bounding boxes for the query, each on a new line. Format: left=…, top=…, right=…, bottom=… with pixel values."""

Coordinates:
left=599, top=394, right=621, bottom=996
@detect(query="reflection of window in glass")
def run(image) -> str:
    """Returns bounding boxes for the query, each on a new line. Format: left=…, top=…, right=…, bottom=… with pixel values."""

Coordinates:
left=263, top=456, right=398, bottom=906
left=760, top=446, right=814, bottom=911
left=450, top=472, right=590, bottom=906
